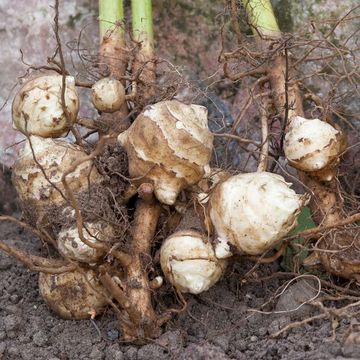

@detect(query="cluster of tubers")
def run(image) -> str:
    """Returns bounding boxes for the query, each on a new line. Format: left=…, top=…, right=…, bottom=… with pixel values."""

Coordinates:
left=7, top=63, right=346, bottom=340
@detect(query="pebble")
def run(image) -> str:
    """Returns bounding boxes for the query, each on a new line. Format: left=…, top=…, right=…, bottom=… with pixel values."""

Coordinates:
left=250, top=335, right=258, bottom=342
left=275, top=279, right=318, bottom=320
left=107, top=328, right=119, bottom=341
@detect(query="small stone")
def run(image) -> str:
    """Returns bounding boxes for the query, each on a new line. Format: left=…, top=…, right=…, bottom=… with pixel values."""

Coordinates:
left=257, top=327, right=267, bottom=336
left=250, top=335, right=258, bottom=342
left=275, top=279, right=318, bottom=320
left=107, top=328, right=119, bottom=341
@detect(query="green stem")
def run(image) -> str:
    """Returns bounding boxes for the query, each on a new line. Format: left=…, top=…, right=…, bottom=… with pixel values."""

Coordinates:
left=240, top=0, right=280, bottom=39
left=99, top=0, right=124, bottom=39
left=131, top=0, right=154, bottom=52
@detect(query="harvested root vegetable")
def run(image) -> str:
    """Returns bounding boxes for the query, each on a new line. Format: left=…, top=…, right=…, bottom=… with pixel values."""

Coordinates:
left=284, top=116, right=345, bottom=180
left=38, top=269, right=109, bottom=320
left=160, top=230, right=226, bottom=294
left=91, top=77, right=126, bottom=113
left=57, top=220, right=114, bottom=263
left=118, top=100, right=213, bottom=205
left=12, top=75, right=79, bottom=137
left=209, top=172, right=309, bottom=255
left=12, top=136, right=101, bottom=225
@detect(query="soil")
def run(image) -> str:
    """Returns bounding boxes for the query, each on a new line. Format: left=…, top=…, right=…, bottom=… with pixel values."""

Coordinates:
left=1, top=185, right=359, bottom=359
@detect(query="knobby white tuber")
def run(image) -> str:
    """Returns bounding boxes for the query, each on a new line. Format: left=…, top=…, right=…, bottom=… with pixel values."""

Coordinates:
left=284, top=116, right=345, bottom=180
left=57, top=220, right=114, bottom=264
left=209, top=172, right=309, bottom=255
left=12, top=75, right=79, bottom=137
left=38, top=269, right=109, bottom=320
left=118, top=100, right=213, bottom=205
left=12, top=136, right=101, bottom=223
left=160, top=230, right=226, bottom=294
left=91, top=77, right=126, bottom=113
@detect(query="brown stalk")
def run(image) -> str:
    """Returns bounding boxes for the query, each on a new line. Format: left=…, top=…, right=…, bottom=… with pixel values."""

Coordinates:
left=131, top=37, right=156, bottom=106
left=121, top=183, right=162, bottom=341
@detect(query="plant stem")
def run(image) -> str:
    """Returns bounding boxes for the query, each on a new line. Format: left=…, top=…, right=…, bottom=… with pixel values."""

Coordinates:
left=240, top=0, right=280, bottom=39
left=99, top=0, right=124, bottom=39
left=131, top=0, right=154, bottom=54
left=98, top=0, right=126, bottom=80
left=131, top=0, right=156, bottom=103
left=123, top=183, right=161, bottom=341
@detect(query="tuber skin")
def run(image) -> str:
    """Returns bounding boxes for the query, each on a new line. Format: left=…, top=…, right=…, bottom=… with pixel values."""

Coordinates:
left=91, top=78, right=126, bottom=113
left=12, top=75, right=79, bottom=137
left=160, top=229, right=226, bottom=294
left=118, top=100, right=213, bottom=205
left=39, top=269, right=109, bottom=320
left=208, top=172, right=308, bottom=256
